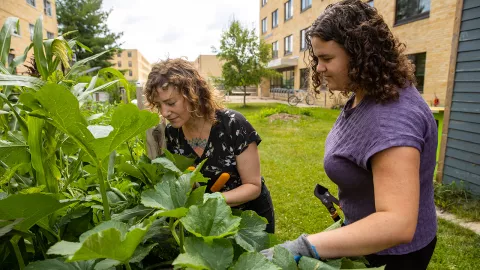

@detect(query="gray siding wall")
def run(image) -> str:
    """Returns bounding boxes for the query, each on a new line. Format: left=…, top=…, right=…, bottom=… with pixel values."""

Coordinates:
left=443, top=0, right=480, bottom=194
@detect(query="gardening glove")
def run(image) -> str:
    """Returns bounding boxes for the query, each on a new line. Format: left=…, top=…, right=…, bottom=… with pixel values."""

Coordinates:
left=260, top=234, right=320, bottom=263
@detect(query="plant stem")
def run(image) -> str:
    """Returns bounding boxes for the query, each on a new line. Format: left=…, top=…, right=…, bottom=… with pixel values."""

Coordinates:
left=97, top=162, right=111, bottom=220
left=10, top=236, right=25, bottom=270
left=124, top=263, right=132, bottom=270
left=179, top=222, right=185, bottom=253
left=169, top=218, right=180, bottom=247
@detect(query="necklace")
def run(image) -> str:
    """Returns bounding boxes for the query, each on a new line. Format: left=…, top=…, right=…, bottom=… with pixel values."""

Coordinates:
left=185, top=120, right=208, bottom=150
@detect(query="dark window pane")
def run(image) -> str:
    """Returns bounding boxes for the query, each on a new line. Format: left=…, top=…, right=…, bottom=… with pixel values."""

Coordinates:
left=408, top=52, right=426, bottom=93
left=395, top=0, right=430, bottom=23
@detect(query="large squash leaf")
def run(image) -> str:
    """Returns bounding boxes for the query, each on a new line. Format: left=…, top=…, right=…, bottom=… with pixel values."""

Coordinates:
left=141, top=172, right=191, bottom=213
left=230, top=252, right=280, bottom=270
left=172, top=237, right=233, bottom=270
left=0, top=193, right=75, bottom=232
left=180, top=193, right=241, bottom=241
left=48, top=220, right=151, bottom=262
left=234, top=210, right=269, bottom=252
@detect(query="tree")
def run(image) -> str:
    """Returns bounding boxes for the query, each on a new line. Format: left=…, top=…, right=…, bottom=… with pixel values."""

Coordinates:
left=57, top=0, right=122, bottom=68
left=215, top=20, right=278, bottom=106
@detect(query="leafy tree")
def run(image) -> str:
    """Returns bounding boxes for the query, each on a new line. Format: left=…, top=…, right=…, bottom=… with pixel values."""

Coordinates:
left=214, top=20, right=278, bottom=106
left=56, top=0, right=122, bottom=68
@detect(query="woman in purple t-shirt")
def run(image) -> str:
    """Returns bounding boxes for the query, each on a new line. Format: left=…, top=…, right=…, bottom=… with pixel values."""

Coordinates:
left=262, top=0, right=437, bottom=268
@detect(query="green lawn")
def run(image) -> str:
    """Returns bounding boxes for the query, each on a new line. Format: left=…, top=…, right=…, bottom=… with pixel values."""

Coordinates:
left=227, top=103, right=480, bottom=270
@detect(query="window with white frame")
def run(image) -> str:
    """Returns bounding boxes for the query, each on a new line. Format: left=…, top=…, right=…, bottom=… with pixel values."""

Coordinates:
left=301, top=0, right=311, bottom=11
left=262, top=17, right=267, bottom=34
left=29, top=24, right=35, bottom=41
left=272, top=41, right=278, bottom=59
left=285, top=0, right=293, bottom=21
left=128, top=61, right=132, bottom=67
left=27, top=0, right=36, bottom=7
left=129, top=70, right=133, bottom=76
left=272, top=9, right=278, bottom=28
left=284, top=35, right=293, bottom=55
left=46, top=31, right=54, bottom=39
left=44, top=0, right=52, bottom=16
left=262, top=0, right=267, bottom=7
left=300, top=28, right=307, bottom=51
left=128, top=51, right=132, bottom=57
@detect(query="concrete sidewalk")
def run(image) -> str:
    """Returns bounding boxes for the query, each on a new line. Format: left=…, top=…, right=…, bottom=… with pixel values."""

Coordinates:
left=224, top=95, right=322, bottom=108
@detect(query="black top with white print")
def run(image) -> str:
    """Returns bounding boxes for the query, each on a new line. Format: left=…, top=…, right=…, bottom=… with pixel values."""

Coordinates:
left=165, top=109, right=262, bottom=192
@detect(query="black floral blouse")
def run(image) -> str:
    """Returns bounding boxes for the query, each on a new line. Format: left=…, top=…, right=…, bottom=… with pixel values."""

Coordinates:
left=165, top=109, right=262, bottom=192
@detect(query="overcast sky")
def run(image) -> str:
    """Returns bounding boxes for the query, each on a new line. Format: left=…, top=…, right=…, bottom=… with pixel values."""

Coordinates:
left=101, top=0, right=259, bottom=64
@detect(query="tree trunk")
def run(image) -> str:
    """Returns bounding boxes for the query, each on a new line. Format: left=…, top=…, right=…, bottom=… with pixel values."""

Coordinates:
left=243, top=86, right=247, bottom=107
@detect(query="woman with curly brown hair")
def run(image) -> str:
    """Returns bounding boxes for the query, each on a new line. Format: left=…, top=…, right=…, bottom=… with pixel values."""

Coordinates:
left=144, top=58, right=275, bottom=233
left=262, top=0, right=437, bottom=268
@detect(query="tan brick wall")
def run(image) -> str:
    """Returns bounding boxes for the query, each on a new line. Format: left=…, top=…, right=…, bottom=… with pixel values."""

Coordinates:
left=0, top=0, right=58, bottom=74
left=259, top=0, right=457, bottom=108
left=110, top=49, right=152, bottom=85
left=192, top=55, right=224, bottom=81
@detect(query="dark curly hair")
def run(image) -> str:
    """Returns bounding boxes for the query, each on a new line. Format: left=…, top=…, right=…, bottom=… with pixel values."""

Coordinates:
left=306, top=0, right=416, bottom=103
left=144, top=58, right=223, bottom=123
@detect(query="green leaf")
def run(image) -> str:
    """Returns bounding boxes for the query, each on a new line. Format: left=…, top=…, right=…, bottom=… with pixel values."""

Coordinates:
left=180, top=194, right=241, bottom=241
left=24, top=258, right=96, bottom=270
left=129, top=243, right=158, bottom=263
left=151, top=157, right=182, bottom=174
left=0, top=73, right=45, bottom=90
left=27, top=116, right=47, bottom=187
left=0, top=140, right=29, bottom=168
left=186, top=186, right=207, bottom=207
left=171, top=152, right=195, bottom=171
left=172, top=237, right=233, bottom=270
left=117, top=163, right=145, bottom=181
left=272, top=246, right=297, bottom=270
left=151, top=208, right=188, bottom=218
left=339, top=257, right=369, bottom=269
left=141, top=172, right=191, bottom=210
left=298, top=257, right=342, bottom=270
left=0, top=218, right=23, bottom=237
left=234, top=210, right=269, bottom=252
left=35, top=83, right=96, bottom=159
left=111, top=205, right=154, bottom=221
left=92, top=103, right=159, bottom=160
left=33, top=17, right=48, bottom=79
left=0, top=17, right=18, bottom=65
left=0, top=163, right=24, bottom=186
left=230, top=252, right=280, bottom=270
left=0, top=193, right=75, bottom=232
left=94, top=259, right=121, bottom=270
left=48, top=220, right=152, bottom=262
left=66, top=50, right=111, bottom=79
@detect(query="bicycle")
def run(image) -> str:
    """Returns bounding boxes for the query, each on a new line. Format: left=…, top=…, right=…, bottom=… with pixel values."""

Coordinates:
left=288, top=89, right=315, bottom=106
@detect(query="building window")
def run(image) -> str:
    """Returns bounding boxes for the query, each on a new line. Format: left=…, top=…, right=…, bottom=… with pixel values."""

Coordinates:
left=300, top=68, right=309, bottom=89
left=44, top=0, right=52, bottom=16
left=117, top=52, right=121, bottom=57
left=46, top=31, right=54, bottom=39
left=284, top=35, right=293, bottom=55
left=283, top=68, right=295, bottom=89
left=128, top=61, right=132, bottom=67
left=272, top=41, right=278, bottom=59
left=272, top=9, right=278, bottom=28
left=117, top=61, right=122, bottom=67
left=261, top=18, right=267, bottom=34
left=395, top=0, right=430, bottom=25
left=300, top=28, right=307, bottom=51
left=367, top=1, right=374, bottom=7
left=262, top=0, right=267, bottom=7
left=285, top=0, right=293, bottom=21
left=408, top=52, right=426, bottom=93
left=27, top=0, right=36, bottom=7
left=129, top=70, right=133, bottom=76
left=301, top=0, right=311, bottom=12
left=8, top=51, right=15, bottom=66
left=29, top=24, right=35, bottom=41
left=128, top=51, right=132, bottom=57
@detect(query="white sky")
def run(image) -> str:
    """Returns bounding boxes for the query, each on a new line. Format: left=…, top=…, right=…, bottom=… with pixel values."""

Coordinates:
left=102, top=0, right=260, bottom=64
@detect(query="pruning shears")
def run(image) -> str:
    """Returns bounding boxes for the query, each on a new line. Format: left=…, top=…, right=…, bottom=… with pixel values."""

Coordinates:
left=314, top=184, right=341, bottom=222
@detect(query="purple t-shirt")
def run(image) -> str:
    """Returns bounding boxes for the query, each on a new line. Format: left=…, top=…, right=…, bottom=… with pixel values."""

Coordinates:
left=324, top=84, right=437, bottom=255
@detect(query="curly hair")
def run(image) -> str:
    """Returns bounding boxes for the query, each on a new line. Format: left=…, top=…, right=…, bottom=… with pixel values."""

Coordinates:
left=144, top=58, right=223, bottom=123
left=306, top=0, right=416, bottom=103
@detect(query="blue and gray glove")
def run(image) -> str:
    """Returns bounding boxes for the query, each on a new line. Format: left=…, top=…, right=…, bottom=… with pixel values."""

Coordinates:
left=260, top=234, right=320, bottom=263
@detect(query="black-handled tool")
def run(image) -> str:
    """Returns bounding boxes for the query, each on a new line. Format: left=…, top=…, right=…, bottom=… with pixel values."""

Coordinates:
left=314, top=184, right=341, bottom=222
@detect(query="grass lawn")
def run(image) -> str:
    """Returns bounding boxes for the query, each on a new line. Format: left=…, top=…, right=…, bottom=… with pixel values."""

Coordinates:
left=227, top=103, right=480, bottom=270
